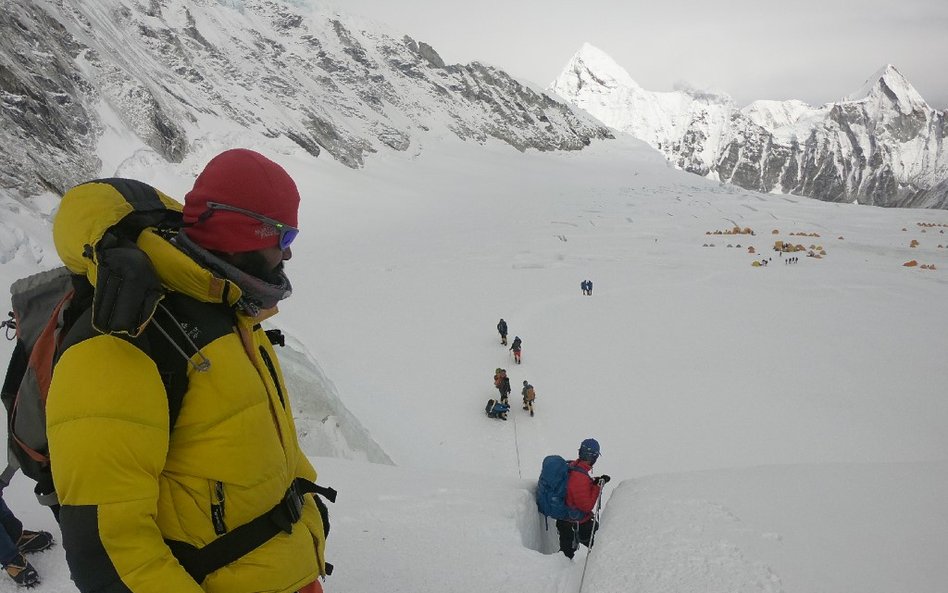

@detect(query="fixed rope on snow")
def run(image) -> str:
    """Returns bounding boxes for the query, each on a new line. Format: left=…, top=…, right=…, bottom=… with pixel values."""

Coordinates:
left=577, top=486, right=605, bottom=593
left=512, top=403, right=523, bottom=479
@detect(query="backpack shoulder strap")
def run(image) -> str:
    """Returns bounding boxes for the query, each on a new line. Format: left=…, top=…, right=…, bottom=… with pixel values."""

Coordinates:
left=58, top=300, right=190, bottom=430
left=140, top=317, right=190, bottom=429
left=138, top=292, right=236, bottom=428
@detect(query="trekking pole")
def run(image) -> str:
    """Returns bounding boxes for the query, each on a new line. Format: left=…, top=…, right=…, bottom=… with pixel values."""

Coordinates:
left=588, top=485, right=604, bottom=549
left=578, top=485, right=606, bottom=593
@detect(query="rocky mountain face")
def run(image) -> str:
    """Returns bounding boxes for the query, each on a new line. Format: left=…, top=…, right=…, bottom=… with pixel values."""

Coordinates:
left=551, top=43, right=948, bottom=209
left=0, top=0, right=612, bottom=201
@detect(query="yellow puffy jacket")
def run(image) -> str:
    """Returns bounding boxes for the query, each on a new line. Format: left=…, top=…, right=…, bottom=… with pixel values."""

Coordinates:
left=47, top=180, right=326, bottom=593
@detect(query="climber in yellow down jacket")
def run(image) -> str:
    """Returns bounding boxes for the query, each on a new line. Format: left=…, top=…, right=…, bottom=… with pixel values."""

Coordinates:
left=47, top=149, right=327, bottom=593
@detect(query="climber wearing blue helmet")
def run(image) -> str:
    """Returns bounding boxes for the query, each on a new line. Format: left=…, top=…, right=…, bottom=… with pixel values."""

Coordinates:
left=557, top=438, right=611, bottom=558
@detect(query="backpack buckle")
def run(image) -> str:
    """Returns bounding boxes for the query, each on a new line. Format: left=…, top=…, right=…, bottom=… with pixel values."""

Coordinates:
left=280, top=482, right=304, bottom=532
left=269, top=481, right=306, bottom=534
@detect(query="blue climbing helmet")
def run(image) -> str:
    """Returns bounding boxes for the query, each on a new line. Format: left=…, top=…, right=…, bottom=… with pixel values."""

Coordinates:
left=578, top=438, right=601, bottom=463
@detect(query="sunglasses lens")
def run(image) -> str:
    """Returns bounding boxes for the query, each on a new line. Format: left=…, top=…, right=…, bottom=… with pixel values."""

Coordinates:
left=279, top=227, right=299, bottom=249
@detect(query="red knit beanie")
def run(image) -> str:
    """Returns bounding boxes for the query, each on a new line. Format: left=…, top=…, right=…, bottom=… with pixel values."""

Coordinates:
left=183, top=149, right=300, bottom=253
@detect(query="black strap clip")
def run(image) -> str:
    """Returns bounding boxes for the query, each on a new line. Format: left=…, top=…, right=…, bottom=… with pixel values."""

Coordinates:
left=265, top=329, right=285, bottom=347
left=272, top=481, right=303, bottom=534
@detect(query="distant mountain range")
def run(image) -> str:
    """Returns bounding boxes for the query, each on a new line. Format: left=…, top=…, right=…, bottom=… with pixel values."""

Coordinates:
left=0, top=0, right=611, bottom=202
left=2, top=3, right=944, bottom=211
left=550, top=43, right=948, bottom=209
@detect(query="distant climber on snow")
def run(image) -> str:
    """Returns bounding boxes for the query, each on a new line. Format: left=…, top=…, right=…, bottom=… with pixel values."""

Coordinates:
left=485, top=399, right=509, bottom=420
left=510, top=336, right=522, bottom=364
left=497, top=318, right=508, bottom=345
left=521, top=380, right=536, bottom=416
left=494, top=368, right=511, bottom=404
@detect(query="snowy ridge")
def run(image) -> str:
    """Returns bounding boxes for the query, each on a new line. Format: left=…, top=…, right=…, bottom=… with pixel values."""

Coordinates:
left=0, top=0, right=611, bottom=202
left=0, top=193, right=54, bottom=277
left=586, top=462, right=948, bottom=593
left=552, top=44, right=948, bottom=209
left=742, top=100, right=820, bottom=142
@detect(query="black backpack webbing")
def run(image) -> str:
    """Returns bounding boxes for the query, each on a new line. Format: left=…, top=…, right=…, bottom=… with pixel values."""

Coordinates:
left=166, top=479, right=337, bottom=583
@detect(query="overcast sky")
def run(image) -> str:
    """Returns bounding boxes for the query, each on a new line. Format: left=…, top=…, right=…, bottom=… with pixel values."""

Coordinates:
left=331, top=0, right=948, bottom=109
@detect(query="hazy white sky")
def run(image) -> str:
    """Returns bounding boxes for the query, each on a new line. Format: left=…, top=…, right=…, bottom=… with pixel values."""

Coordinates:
left=331, top=0, right=948, bottom=109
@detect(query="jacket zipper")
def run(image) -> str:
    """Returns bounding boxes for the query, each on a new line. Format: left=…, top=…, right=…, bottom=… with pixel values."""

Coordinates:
left=210, top=480, right=227, bottom=535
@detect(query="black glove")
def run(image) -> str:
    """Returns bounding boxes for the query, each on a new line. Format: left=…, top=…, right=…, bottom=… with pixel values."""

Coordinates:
left=596, top=475, right=611, bottom=485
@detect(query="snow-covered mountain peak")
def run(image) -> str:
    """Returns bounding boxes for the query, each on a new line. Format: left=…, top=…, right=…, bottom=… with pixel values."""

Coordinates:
left=550, top=42, right=639, bottom=96
left=844, top=64, right=930, bottom=114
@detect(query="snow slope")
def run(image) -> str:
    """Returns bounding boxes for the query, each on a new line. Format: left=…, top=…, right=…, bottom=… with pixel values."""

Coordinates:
left=1, top=133, right=947, bottom=592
